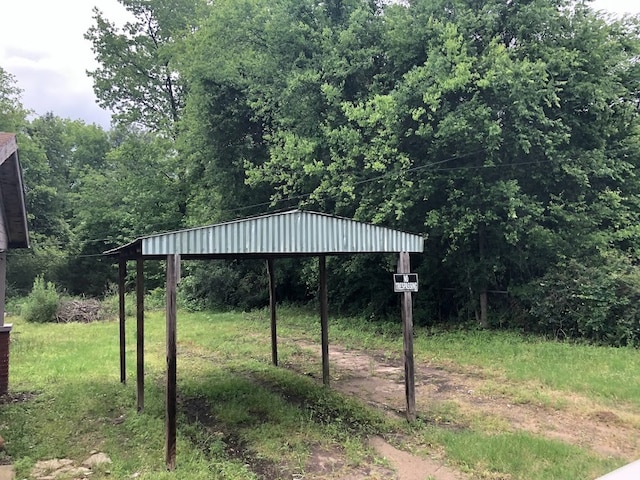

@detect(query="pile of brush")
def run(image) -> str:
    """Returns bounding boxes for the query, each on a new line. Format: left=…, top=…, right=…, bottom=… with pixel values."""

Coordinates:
left=55, top=299, right=106, bottom=323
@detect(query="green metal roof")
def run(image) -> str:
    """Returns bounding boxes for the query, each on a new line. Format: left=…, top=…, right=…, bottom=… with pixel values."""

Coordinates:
left=106, top=210, right=424, bottom=260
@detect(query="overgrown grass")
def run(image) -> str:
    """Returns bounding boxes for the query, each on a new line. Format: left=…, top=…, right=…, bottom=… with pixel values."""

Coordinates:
left=273, top=307, right=640, bottom=408
left=0, top=305, right=634, bottom=479
left=2, top=310, right=391, bottom=479
left=425, top=428, right=620, bottom=479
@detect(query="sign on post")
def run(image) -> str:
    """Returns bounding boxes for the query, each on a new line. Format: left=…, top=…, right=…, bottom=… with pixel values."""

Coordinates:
left=393, top=273, right=418, bottom=293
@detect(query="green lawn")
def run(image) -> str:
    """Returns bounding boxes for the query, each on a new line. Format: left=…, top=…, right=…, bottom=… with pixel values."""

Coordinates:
left=0, top=307, right=633, bottom=479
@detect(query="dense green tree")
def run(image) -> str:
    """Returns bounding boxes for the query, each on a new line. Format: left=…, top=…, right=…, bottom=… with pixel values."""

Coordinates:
left=0, top=67, right=27, bottom=133
left=85, top=0, right=204, bottom=257
left=0, top=70, right=67, bottom=294
left=85, top=0, right=207, bottom=135
left=64, top=128, right=185, bottom=295
left=5, top=0, right=639, bottom=344
left=187, top=0, right=640, bottom=333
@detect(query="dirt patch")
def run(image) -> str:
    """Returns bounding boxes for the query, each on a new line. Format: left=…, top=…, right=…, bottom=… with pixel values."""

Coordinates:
left=290, top=340, right=640, bottom=462
left=0, top=391, right=39, bottom=405
left=369, top=435, right=466, bottom=480
left=589, top=410, right=623, bottom=426
left=181, top=392, right=396, bottom=480
left=178, top=336, right=639, bottom=479
left=304, top=444, right=395, bottom=479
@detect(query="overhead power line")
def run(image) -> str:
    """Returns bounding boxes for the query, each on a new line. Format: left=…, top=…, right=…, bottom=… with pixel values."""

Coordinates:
left=13, top=144, right=553, bottom=255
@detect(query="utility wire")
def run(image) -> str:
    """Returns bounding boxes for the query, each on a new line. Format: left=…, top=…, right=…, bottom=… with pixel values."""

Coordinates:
left=15, top=145, right=553, bottom=255
left=223, top=144, right=549, bottom=215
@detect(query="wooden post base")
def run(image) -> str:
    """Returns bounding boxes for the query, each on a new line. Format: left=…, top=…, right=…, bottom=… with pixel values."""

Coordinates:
left=0, top=325, right=13, bottom=396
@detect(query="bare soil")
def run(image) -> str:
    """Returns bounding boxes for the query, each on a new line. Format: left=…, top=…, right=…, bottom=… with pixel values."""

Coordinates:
left=279, top=339, right=640, bottom=479
left=177, top=335, right=640, bottom=479
left=369, top=435, right=465, bottom=480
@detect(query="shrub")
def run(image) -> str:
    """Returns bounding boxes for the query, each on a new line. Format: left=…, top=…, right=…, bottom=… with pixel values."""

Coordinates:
left=513, top=252, right=640, bottom=346
left=22, top=276, right=60, bottom=323
left=180, top=260, right=269, bottom=311
left=100, top=283, right=136, bottom=318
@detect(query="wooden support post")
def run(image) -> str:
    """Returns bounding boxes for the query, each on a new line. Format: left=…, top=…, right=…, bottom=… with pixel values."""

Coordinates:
left=0, top=251, right=6, bottom=325
left=267, top=259, right=278, bottom=366
left=398, top=252, right=416, bottom=421
left=319, top=255, right=329, bottom=386
left=0, top=324, right=11, bottom=397
left=118, top=258, right=126, bottom=384
left=165, top=254, right=178, bottom=471
left=0, top=251, right=11, bottom=397
left=136, top=258, right=145, bottom=411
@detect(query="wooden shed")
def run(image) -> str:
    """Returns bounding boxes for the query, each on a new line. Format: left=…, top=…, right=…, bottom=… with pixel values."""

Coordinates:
left=0, top=133, right=30, bottom=396
left=106, top=209, right=423, bottom=469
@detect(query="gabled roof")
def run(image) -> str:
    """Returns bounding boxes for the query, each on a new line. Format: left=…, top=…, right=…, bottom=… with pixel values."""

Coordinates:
left=0, top=133, right=29, bottom=249
left=106, top=210, right=424, bottom=260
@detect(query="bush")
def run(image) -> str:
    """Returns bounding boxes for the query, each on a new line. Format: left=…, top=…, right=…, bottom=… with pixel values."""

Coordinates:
left=513, top=253, right=640, bottom=346
left=180, top=260, right=270, bottom=311
left=100, top=283, right=136, bottom=318
left=22, top=276, right=60, bottom=323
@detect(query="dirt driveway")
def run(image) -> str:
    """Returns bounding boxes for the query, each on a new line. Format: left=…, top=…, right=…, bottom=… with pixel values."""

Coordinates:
left=282, top=339, right=640, bottom=479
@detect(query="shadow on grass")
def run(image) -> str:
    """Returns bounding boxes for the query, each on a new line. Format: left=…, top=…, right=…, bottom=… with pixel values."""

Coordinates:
left=181, top=394, right=292, bottom=479
left=176, top=362, right=390, bottom=479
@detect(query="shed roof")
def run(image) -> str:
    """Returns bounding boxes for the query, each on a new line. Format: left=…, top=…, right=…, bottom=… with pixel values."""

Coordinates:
left=106, top=209, right=424, bottom=260
left=0, top=133, right=29, bottom=249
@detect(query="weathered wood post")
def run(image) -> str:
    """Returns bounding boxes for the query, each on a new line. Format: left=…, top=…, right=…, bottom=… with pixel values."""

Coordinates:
left=118, top=257, right=126, bottom=384
left=136, top=257, right=145, bottom=411
left=398, top=252, right=416, bottom=421
left=165, top=254, right=178, bottom=471
left=319, top=255, right=330, bottom=386
left=0, top=252, right=10, bottom=396
left=267, top=259, right=278, bottom=366
left=0, top=252, right=5, bottom=323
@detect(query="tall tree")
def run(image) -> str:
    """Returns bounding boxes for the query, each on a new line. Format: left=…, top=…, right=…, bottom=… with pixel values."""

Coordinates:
left=0, top=67, right=27, bottom=133
left=214, top=0, right=640, bottom=327
left=180, top=0, right=386, bottom=221
left=85, top=0, right=206, bottom=135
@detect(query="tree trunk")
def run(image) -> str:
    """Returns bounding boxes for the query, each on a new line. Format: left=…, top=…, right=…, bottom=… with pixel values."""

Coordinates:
left=479, top=290, right=488, bottom=329
left=478, top=222, right=488, bottom=328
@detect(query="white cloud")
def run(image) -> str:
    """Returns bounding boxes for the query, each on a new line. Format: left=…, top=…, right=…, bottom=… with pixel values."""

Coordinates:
left=0, top=0, right=132, bottom=128
left=591, top=0, right=640, bottom=16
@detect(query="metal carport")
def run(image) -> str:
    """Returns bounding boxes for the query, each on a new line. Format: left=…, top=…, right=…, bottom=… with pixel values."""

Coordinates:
left=105, top=209, right=424, bottom=469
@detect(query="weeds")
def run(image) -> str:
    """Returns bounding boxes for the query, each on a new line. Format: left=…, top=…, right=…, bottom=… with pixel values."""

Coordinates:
left=20, top=276, right=59, bottom=323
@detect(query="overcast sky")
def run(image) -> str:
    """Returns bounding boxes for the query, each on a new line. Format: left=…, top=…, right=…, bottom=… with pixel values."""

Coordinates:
left=0, top=0, right=638, bottom=130
left=0, top=1, right=131, bottom=128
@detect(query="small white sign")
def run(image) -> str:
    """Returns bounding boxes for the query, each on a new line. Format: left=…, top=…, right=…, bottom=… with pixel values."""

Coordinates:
left=394, top=273, right=418, bottom=292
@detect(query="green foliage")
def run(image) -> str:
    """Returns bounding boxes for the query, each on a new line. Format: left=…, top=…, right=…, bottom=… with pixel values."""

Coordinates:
left=85, top=0, right=207, bottom=135
left=191, top=0, right=640, bottom=338
left=181, top=260, right=270, bottom=311
left=21, top=276, right=60, bottom=323
left=6, top=237, right=66, bottom=297
left=0, top=67, right=27, bottom=132
left=515, top=254, right=640, bottom=346
left=101, top=287, right=136, bottom=318
left=3, top=0, right=640, bottom=346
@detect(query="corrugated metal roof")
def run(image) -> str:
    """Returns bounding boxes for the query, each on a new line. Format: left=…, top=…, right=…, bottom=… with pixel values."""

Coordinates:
left=106, top=210, right=424, bottom=258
